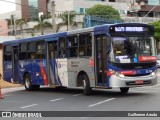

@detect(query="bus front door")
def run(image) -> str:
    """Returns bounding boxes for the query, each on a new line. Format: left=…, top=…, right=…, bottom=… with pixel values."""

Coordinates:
left=95, top=35, right=107, bottom=86
left=46, top=41, right=58, bottom=85
left=12, top=46, right=19, bottom=83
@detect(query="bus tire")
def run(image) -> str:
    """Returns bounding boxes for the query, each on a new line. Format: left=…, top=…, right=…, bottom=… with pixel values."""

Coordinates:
left=120, top=87, right=129, bottom=93
left=82, top=74, right=92, bottom=95
left=34, top=85, right=40, bottom=90
left=24, top=74, right=34, bottom=91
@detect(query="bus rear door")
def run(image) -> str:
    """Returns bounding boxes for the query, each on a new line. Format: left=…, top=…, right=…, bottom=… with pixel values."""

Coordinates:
left=46, top=39, right=58, bottom=85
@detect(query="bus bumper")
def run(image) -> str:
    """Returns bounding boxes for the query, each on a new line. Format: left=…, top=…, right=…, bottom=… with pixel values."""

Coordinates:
left=109, top=73, right=157, bottom=88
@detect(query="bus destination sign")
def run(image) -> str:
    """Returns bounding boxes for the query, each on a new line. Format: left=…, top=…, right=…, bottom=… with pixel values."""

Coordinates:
left=115, top=27, right=144, bottom=32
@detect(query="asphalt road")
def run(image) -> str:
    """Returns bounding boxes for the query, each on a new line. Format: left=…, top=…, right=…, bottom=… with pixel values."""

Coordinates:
left=1, top=69, right=160, bottom=120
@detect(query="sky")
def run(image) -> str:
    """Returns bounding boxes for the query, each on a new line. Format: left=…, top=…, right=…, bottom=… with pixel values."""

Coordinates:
left=0, top=0, right=16, bottom=14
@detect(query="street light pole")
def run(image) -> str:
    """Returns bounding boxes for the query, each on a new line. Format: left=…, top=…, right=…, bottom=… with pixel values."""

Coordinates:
left=51, top=0, right=56, bottom=33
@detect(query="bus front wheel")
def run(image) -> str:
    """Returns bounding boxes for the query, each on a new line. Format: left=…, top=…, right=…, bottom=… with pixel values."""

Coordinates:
left=120, top=87, right=129, bottom=93
left=82, top=74, right=92, bottom=95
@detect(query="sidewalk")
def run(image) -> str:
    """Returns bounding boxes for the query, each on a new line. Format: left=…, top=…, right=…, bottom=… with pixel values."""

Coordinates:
left=0, top=79, right=22, bottom=89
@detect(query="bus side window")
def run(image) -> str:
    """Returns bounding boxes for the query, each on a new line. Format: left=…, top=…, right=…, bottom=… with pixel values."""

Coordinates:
left=4, top=46, right=12, bottom=61
left=49, top=41, right=57, bottom=59
left=79, top=33, right=92, bottom=57
left=67, top=35, right=78, bottom=57
left=19, top=43, right=27, bottom=60
left=58, top=37, right=66, bottom=58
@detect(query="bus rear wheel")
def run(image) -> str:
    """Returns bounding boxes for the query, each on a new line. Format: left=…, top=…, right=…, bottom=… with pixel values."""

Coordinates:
left=120, top=87, right=129, bottom=93
left=24, top=74, right=35, bottom=91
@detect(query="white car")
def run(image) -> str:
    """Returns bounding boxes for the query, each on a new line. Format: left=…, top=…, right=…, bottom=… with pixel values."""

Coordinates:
left=157, top=55, right=160, bottom=68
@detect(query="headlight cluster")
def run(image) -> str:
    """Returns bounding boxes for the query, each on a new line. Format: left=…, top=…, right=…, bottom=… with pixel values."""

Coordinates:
left=109, top=69, right=125, bottom=78
left=151, top=71, right=156, bottom=76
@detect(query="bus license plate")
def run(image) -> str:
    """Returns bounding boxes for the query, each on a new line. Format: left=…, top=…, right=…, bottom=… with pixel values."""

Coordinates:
left=135, top=80, right=143, bottom=84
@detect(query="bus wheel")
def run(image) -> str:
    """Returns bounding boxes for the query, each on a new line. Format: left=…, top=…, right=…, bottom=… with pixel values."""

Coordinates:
left=120, top=87, right=129, bottom=93
left=24, top=74, right=34, bottom=91
left=82, top=74, right=92, bottom=95
left=34, top=85, right=40, bottom=90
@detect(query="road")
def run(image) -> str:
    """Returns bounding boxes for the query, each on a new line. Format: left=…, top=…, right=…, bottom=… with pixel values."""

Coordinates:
left=1, top=69, right=160, bottom=119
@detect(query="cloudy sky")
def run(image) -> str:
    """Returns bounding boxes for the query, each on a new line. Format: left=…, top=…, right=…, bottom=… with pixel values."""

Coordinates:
left=0, top=0, right=16, bottom=14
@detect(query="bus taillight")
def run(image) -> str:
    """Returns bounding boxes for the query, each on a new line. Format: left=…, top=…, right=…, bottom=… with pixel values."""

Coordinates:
left=89, top=59, right=94, bottom=67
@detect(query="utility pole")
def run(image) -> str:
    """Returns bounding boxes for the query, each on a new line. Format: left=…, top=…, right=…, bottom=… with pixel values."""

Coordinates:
left=51, top=0, right=56, bottom=33
left=68, top=11, right=70, bottom=31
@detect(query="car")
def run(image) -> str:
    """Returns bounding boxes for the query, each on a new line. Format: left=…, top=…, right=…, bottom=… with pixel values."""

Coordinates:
left=157, top=55, right=160, bottom=68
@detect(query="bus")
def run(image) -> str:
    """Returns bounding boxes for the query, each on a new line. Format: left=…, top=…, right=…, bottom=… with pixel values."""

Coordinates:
left=3, top=23, right=157, bottom=95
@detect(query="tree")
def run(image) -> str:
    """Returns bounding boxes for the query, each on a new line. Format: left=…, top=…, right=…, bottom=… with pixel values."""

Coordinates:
left=57, top=11, right=77, bottom=32
left=33, top=15, right=52, bottom=35
left=15, top=18, right=26, bottom=37
left=86, top=4, right=121, bottom=20
left=150, top=21, right=160, bottom=42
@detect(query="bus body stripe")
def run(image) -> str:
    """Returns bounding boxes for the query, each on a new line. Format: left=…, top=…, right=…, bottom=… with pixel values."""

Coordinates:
left=40, top=62, right=48, bottom=85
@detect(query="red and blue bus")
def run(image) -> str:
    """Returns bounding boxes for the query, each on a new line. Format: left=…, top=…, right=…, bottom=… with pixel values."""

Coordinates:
left=3, top=23, right=157, bottom=95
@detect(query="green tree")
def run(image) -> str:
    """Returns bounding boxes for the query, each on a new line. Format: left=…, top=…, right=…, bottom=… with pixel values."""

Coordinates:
left=33, top=15, right=52, bottom=35
left=86, top=4, right=121, bottom=20
left=150, top=21, right=160, bottom=42
left=15, top=18, right=26, bottom=37
left=57, top=11, right=77, bottom=32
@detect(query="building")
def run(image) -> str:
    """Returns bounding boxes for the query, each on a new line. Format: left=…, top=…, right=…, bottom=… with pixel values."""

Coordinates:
left=21, top=0, right=49, bottom=21
left=0, top=20, right=8, bottom=36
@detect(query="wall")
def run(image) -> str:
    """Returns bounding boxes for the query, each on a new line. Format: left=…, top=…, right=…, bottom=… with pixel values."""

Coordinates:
left=0, top=20, right=8, bottom=36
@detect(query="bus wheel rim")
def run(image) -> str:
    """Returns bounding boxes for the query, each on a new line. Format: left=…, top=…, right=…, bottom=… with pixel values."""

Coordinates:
left=83, top=79, right=86, bottom=88
left=25, top=77, right=30, bottom=88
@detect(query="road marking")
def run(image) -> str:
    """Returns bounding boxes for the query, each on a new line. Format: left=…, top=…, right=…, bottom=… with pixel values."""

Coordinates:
left=150, top=83, right=160, bottom=88
left=20, top=104, right=38, bottom=109
left=88, top=98, right=115, bottom=107
left=129, top=90, right=148, bottom=93
left=50, top=98, right=64, bottom=102
left=73, top=94, right=82, bottom=96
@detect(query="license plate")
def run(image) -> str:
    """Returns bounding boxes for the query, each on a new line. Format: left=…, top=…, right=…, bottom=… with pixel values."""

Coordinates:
left=135, top=80, right=143, bottom=84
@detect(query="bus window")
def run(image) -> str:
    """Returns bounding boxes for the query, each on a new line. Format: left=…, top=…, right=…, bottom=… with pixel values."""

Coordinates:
left=36, top=41, right=45, bottom=59
left=79, top=33, right=92, bottom=57
left=59, top=37, right=66, bottom=58
left=4, top=53, right=12, bottom=61
left=19, top=43, right=27, bottom=60
left=4, top=46, right=12, bottom=61
left=28, top=42, right=36, bottom=52
left=49, top=41, right=57, bottom=59
left=67, top=35, right=78, bottom=57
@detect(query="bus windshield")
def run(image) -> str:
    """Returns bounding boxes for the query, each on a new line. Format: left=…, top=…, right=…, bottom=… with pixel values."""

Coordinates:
left=109, top=36, right=155, bottom=63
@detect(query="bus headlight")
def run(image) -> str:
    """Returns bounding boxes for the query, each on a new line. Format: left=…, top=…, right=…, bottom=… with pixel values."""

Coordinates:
left=118, top=73, right=125, bottom=78
left=151, top=71, right=156, bottom=76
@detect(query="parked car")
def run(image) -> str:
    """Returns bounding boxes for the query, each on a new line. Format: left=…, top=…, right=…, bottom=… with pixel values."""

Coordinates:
left=157, top=55, right=160, bottom=68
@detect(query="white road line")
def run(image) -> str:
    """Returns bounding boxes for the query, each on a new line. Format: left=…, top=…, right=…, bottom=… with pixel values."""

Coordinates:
left=73, top=94, right=82, bottom=96
left=50, top=98, right=64, bottom=102
left=88, top=98, right=115, bottom=108
left=129, top=90, right=148, bottom=93
left=20, top=104, right=38, bottom=109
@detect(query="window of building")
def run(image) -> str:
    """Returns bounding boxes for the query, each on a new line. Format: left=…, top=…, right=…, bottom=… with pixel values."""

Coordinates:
left=79, top=33, right=92, bottom=57
left=67, top=35, right=78, bottom=57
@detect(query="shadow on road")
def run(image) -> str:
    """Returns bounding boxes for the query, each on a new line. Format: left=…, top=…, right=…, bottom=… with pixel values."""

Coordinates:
left=26, top=87, right=152, bottom=98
